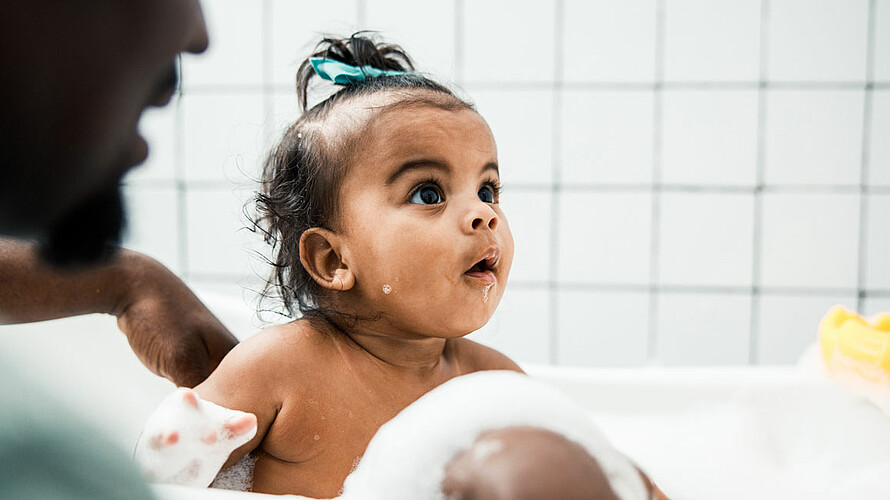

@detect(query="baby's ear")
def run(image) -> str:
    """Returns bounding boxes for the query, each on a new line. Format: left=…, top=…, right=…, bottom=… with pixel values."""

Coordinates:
left=299, top=228, right=355, bottom=291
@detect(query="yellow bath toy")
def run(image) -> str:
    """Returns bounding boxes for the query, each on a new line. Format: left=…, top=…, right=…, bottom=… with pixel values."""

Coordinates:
left=819, top=305, right=890, bottom=416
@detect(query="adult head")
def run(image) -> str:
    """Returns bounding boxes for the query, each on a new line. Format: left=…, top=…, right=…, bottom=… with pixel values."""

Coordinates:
left=0, top=0, right=208, bottom=264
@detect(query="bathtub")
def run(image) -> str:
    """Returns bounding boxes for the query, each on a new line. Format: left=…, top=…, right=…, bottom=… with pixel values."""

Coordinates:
left=2, top=290, right=889, bottom=500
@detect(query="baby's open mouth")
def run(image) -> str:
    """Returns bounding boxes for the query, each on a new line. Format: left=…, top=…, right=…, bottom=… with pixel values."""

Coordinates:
left=468, top=259, right=490, bottom=273
left=464, top=248, right=499, bottom=283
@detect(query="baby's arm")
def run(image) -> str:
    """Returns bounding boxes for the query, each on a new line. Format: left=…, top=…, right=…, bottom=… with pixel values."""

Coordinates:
left=136, top=329, right=288, bottom=486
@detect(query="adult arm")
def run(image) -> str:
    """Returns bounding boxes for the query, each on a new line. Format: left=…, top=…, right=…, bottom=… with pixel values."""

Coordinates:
left=0, top=238, right=238, bottom=387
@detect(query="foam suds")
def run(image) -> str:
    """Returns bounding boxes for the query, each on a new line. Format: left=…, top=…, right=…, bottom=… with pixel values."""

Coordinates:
left=338, top=371, right=647, bottom=500
left=470, top=437, right=504, bottom=463
left=135, top=389, right=257, bottom=488
left=382, top=284, right=392, bottom=295
left=211, top=454, right=256, bottom=491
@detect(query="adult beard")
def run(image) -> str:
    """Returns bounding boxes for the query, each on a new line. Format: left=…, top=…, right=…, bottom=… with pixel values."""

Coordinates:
left=38, top=183, right=126, bottom=267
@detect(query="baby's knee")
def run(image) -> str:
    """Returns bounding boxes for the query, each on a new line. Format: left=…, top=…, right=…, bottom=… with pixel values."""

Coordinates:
left=441, top=426, right=620, bottom=500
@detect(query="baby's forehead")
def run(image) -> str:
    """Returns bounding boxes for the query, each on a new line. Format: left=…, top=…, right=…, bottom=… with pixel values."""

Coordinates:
left=315, top=91, right=491, bottom=159
left=313, top=88, right=468, bottom=132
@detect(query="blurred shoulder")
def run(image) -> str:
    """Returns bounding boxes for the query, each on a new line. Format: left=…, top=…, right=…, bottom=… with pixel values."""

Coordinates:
left=448, top=337, right=524, bottom=374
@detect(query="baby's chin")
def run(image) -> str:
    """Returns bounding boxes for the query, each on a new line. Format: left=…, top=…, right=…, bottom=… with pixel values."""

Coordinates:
left=433, top=311, right=499, bottom=339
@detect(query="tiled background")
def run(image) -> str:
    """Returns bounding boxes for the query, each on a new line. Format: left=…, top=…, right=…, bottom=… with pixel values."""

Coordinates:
left=124, top=0, right=890, bottom=367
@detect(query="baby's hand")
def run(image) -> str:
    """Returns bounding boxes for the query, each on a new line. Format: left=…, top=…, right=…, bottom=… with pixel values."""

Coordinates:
left=135, top=388, right=257, bottom=487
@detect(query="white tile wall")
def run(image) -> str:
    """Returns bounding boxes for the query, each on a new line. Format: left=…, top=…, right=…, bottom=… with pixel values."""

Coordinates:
left=877, top=0, right=890, bottom=81
left=561, top=0, right=657, bottom=83
left=661, top=89, right=759, bottom=186
left=185, top=188, right=268, bottom=278
left=557, top=192, right=652, bottom=285
left=121, top=186, right=180, bottom=273
left=182, top=94, right=267, bottom=184
left=182, top=0, right=264, bottom=88
left=471, top=90, right=554, bottom=186
left=766, top=0, right=870, bottom=82
left=269, top=0, right=361, bottom=87
left=764, top=89, right=865, bottom=186
left=864, top=194, right=890, bottom=289
left=556, top=290, right=650, bottom=366
left=863, top=297, right=890, bottom=316
left=501, top=191, right=552, bottom=284
left=756, top=293, right=857, bottom=364
left=266, top=91, right=300, bottom=154
left=759, top=193, right=860, bottom=289
left=657, top=292, right=752, bottom=365
left=658, top=192, right=755, bottom=287
left=468, top=287, right=551, bottom=364
left=130, top=105, right=178, bottom=183
left=663, top=0, right=761, bottom=82
left=462, top=0, right=556, bottom=83
left=120, top=0, right=885, bottom=368
left=870, top=90, right=890, bottom=187
left=560, top=90, right=655, bottom=185
left=365, top=0, right=457, bottom=78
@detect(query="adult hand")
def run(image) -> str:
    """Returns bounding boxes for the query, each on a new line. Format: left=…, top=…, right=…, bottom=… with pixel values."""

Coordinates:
left=0, top=240, right=238, bottom=387
left=114, top=254, right=239, bottom=388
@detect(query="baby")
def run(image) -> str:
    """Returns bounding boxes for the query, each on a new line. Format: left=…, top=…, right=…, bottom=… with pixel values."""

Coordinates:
left=141, top=34, right=520, bottom=497
left=136, top=34, right=666, bottom=499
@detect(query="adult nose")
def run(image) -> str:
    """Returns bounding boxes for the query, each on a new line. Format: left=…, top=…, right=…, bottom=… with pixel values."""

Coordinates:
left=184, top=0, right=210, bottom=54
left=463, top=200, right=499, bottom=234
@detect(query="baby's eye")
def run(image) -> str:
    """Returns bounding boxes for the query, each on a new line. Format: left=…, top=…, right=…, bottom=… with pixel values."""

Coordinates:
left=478, top=186, right=495, bottom=203
left=410, top=186, right=443, bottom=205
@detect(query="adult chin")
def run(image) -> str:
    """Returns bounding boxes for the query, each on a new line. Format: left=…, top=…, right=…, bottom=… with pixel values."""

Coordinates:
left=38, top=183, right=127, bottom=268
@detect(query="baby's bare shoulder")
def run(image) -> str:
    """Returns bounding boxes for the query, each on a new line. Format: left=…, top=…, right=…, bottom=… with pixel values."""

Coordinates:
left=196, top=320, right=334, bottom=409
left=242, top=319, right=335, bottom=364
left=447, top=338, right=524, bottom=374
left=207, top=320, right=333, bottom=383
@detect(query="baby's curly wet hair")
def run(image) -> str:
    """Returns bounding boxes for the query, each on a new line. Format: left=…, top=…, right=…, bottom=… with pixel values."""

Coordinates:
left=254, top=33, right=475, bottom=318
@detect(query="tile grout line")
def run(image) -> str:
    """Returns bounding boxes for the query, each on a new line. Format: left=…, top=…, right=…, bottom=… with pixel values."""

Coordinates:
left=174, top=54, right=190, bottom=279
left=260, top=0, right=275, bottom=211
left=748, top=0, right=771, bottom=365
left=548, top=0, right=565, bottom=365
left=453, top=0, right=464, bottom=86
left=646, top=0, right=666, bottom=365
left=130, top=179, right=890, bottom=194
left=184, top=81, right=882, bottom=96
left=857, top=0, right=877, bottom=312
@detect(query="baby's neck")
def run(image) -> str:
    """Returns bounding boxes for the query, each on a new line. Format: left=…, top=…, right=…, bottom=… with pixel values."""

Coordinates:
left=322, top=316, right=452, bottom=377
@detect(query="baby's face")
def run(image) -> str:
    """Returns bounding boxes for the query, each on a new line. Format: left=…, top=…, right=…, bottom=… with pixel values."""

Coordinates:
left=335, top=104, right=513, bottom=338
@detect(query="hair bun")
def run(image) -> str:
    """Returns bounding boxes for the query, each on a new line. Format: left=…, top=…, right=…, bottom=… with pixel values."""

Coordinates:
left=296, top=32, right=415, bottom=110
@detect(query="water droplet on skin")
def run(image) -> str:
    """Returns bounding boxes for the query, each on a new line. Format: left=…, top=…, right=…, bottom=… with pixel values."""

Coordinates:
left=382, top=284, right=392, bottom=294
left=482, top=283, right=494, bottom=302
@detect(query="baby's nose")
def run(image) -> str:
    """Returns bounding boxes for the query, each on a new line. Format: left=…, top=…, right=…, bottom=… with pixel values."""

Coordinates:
left=465, top=204, right=499, bottom=233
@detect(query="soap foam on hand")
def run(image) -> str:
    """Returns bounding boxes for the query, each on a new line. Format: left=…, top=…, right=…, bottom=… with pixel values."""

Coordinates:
left=135, top=388, right=257, bottom=487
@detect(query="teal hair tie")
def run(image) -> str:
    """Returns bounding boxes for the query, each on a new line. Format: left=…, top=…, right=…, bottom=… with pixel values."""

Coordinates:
left=309, top=57, right=407, bottom=84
